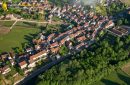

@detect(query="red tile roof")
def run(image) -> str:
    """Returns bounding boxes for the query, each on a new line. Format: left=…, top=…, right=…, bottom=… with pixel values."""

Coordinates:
left=29, top=50, right=47, bottom=61
left=50, top=47, right=60, bottom=53
left=76, top=42, right=85, bottom=49
left=48, top=33, right=55, bottom=41
left=58, top=33, right=66, bottom=38
left=60, top=38, right=66, bottom=45
left=19, top=60, right=27, bottom=67
left=74, top=31, right=82, bottom=37
left=50, top=42, right=59, bottom=48
left=73, top=27, right=78, bottom=32
left=84, top=22, right=89, bottom=27
left=93, top=15, right=97, bottom=19
left=77, top=36, right=86, bottom=42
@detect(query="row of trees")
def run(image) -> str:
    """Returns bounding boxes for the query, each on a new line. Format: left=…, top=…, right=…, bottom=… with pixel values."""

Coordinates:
left=48, top=0, right=71, bottom=6
left=28, top=32, right=130, bottom=85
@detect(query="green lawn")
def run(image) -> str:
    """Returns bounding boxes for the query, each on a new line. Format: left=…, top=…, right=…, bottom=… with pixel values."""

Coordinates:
left=0, top=22, right=41, bottom=52
left=92, top=69, right=130, bottom=85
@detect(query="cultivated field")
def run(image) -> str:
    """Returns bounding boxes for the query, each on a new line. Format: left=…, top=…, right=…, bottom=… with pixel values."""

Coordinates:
left=120, top=0, right=130, bottom=6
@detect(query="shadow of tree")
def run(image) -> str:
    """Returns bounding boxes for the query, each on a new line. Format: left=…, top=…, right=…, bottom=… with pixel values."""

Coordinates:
left=24, top=35, right=33, bottom=43
left=24, top=33, right=39, bottom=46
left=117, top=72, right=130, bottom=85
left=101, top=79, right=120, bottom=85
left=12, top=47, right=19, bottom=54
left=39, top=25, right=46, bottom=31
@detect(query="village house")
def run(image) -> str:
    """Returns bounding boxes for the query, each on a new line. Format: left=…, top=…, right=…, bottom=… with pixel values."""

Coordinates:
left=18, top=60, right=28, bottom=69
left=28, top=60, right=36, bottom=68
left=116, top=26, right=129, bottom=35
left=60, top=38, right=66, bottom=46
left=9, top=59, right=15, bottom=66
left=50, top=47, right=60, bottom=54
left=77, top=36, right=86, bottom=42
left=108, top=26, right=129, bottom=37
left=26, top=47, right=34, bottom=53
left=0, top=53, right=10, bottom=61
left=29, top=50, right=47, bottom=62
left=0, top=65, right=11, bottom=75
left=35, top=44, right=41, bottom=51
left=76, top=42, right=85, bottom=50
left=74, top=30, right=82, bottom=37
left=108, top=28, right=123, bottom=37
left=105, top=20, right=114, bottom=29
left=69, top=34, right=75, bottom=39
left=50, top=42, right=59, bottom=48
left=28, top=50, right=48, bottom=68
left=47, top=33, right=56, bottom=42
left=65, top=41, right=73, bottom=49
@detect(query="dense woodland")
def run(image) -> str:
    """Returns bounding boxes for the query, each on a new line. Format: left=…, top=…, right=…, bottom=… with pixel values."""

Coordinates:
left=32, top=32, right=130, bottom=85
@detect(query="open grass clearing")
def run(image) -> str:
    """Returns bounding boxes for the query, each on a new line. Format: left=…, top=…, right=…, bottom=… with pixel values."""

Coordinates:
left=120, top=0, right=130, bottom=6
left=122, top=62, right=130, bottom=76
left=0, top=20, right=62, bottom=52
left=0, top=22, right=41, bottom=52
left=92, top=69, right=130, bottom=85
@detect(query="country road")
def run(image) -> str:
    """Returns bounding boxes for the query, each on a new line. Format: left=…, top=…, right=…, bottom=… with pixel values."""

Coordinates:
left=0, top=19, right=48, bottom=23
left=0, top=19, right=49, bottom=29
left=0, top=19, right=62, bottom=29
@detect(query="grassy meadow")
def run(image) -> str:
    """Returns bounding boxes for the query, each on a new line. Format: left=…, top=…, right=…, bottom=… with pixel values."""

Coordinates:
left=0, top=21, right=41, bottom=52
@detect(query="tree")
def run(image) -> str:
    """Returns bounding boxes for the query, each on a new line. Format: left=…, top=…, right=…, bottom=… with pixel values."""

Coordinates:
left=124, top=19, right=129, bottom=25
left=111, top=3, right=116, bottom=9
left=117, top=19, right=123, bottom=26
left=95, top=5, right=107, bottom=16
left=59, top=45, right=69, bottom=56
left=2, top=2, right=8, bottom=11
left=12, top=0, right=21, bottom=3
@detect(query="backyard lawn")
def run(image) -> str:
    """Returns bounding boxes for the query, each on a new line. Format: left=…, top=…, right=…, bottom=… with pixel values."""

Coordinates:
left=92, top=69, right=130, bottom=85
left=0, top=21, right=41, bottom=52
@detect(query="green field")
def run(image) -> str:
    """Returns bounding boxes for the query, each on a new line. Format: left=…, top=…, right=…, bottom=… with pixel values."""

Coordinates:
left=0, top=21, right=15, bottom=27
left=93, top=69, right=130, bottom=85
left=0, top=21, right=41, bottom=52
left=121, top=0, right=130, bottom=6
